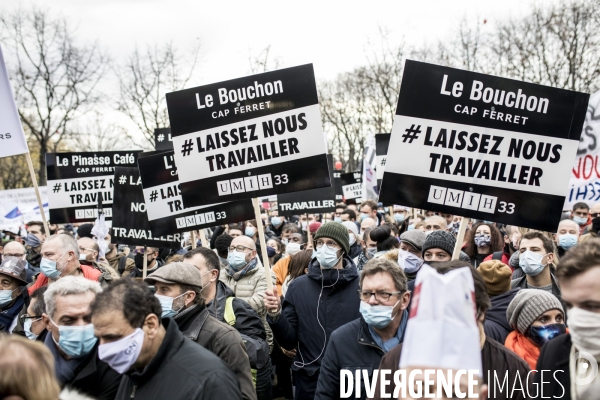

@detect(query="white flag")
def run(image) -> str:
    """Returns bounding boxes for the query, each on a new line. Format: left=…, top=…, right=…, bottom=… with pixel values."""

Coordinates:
left=362, top=135, right=378, bottom=201
left=0, top=44, right=29, bottom=159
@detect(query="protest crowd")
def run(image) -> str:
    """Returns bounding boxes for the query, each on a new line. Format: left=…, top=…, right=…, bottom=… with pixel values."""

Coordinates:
left=1, top=13, right=600, bottom=399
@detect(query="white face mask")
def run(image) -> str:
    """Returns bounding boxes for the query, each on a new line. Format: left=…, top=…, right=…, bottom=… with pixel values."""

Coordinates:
left=567, top=307, right=600, bottom=359
left=349, top=233, right=356, bottom=246
left=98, top=328, right=145, bottom=374
left=285, top=242, right=302, bottom=256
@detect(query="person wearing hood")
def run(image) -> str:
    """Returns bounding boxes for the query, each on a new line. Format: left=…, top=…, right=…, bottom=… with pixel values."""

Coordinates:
left=220, top=235, right=274, bottom=354
left=0, top=257, right=28, bottom=332
left=342, top=221, right=362, bottom=259
left=511, top=231, right=561, bottom=298
left=314, top=258, right=411, bottom=400
left=264, top=222, right=361, bottom=400
left=398, top=229, right=426, bottom=281
left=554, top=218, right=580, bottom=257
left=144, top=262, right=256, bottom=400
left=184, top=247, right=271, bottom=400
left=478, top=260, right=520, bottom=343
left=505, top=289, right=566, bottom=371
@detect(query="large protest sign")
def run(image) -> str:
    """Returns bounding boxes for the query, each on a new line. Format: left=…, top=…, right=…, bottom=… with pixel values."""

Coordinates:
left=277, top=154, right=336, bottom=215
left=154, top=128, right=174, bottom=151
left=375, top=133, right=391, bottom=190
left=0, top=45, right=28, bottom=159
left=166, top=64, right=330, bottom=207
left=341, top=171, right=363, bottom=205
left=46, top=151, right=141, bottom=223
left=379, top=60, right=589, bottom=231
left=111, top=167, right=182, bottom=249
left=137, top=150, right=255, bottom=236
left=0, top=187, right=49, bottom=229
left=564, top=90, right=600, bottom=211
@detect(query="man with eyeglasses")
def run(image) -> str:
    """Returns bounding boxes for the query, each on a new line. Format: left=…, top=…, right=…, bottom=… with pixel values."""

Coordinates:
left=220, top=235, right=274, bottom=357
left=77, top=236, right=121, bottom=283
left=0, top=258, right=28, bottom=333
left=264, top=222, right=360, bottom=399
left=314, top=258, right=411, bottom=400
left=21, top=286, right=48, bottom=340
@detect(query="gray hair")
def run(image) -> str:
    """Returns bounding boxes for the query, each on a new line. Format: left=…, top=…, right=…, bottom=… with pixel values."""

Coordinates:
left=44, top=276, right=102, bottom=319
left=47, top=234, right=80, bottom=259
left=360, top=258, right=408, bottom=293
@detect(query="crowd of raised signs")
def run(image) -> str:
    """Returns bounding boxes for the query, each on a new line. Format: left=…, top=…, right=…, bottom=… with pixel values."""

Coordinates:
left=0, top=198, right=599, bottom=400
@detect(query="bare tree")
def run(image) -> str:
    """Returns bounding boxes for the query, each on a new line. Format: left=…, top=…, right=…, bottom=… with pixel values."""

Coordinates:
left=0, top=155, right=32, bottom=189
left=70, top=111, right=134, bottom=152
left=248, top=45, right=281, bottom=74
left=116, top=41, right=201, bottom=147
left=0, top=7, right=108, bottom=185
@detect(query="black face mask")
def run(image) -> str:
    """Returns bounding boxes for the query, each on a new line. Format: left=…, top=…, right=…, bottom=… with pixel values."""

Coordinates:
left=134, top=253, right=152, bottom=269
left=592, top=217, right=600, bottom=234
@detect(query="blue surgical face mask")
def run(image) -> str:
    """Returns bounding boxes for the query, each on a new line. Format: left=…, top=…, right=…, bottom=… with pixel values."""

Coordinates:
left=558, top=234, right=578, bottom=250
left=0, top=288, right=17, bottom=307
left=245, top=226, right=256, bottom=237
left=573, top=216, right=587, bottom=226
left=227, top=250, right=248, bottom=270
left=519, top=251, right=548, bottom=276
left=51, top=320, right=97, bottom=358
left=334, top=217, right=342, bottom=223
left=24, top=317, right=41, bottom=340
left=316, top=245, right=341, bottom=269
left=394, top=213, right=406, bottom=224
left=359, top=300, right=401, bottom=329
left=407, top=224, right=415, bottom=231
left=528, top=323, right=566, bottom=347
left=155, top=292, right=188, bottom=318
left=398, top=250, right=423, bottom=274
left=360, top=213, right=369, bottom=221
left=271, top=217, right=282, bottom=227
left=40, top=253, right=67, bottom=279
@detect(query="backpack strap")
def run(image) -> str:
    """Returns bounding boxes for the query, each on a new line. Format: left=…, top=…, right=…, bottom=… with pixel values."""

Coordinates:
left=224, top=297, right=236, bottom=326
left=492, top=251, right=503, bottom=261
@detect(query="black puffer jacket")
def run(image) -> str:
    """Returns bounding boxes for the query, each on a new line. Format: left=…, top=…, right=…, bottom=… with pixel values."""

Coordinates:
left=209, top=280, right=270, bottom=369
left=484, top=288, right=520, bottom=344
left=268, top=256, right=361, bottom=377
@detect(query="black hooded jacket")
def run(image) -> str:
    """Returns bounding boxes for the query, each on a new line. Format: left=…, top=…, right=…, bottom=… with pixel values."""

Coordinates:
left=484, top=288, right=520, bottom=344
left=267, top=256, right=361, bottom=377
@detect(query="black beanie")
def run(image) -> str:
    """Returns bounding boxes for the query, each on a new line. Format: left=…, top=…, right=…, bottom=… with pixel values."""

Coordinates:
left=422, top=230, right=456, bottom=257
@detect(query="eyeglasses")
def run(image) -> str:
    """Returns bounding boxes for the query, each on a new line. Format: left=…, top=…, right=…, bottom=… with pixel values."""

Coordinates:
left=229, top=245, right=254, bottom=252
left=357, top=290, right=401, bottom=302
left=315, top=239, right=340, bottom=250
left=19, top=314, right=42, bottom=324
left=3, top=253, right=24, bottom=257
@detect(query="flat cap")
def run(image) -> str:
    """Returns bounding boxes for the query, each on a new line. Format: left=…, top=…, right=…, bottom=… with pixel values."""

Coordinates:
left=143, top=262, right=204, bottom=288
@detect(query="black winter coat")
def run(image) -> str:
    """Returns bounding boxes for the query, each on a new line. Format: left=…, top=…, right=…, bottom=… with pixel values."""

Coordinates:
left=116, top=318, right=242, bottom=400
left=484, top=288, right=520, bottom=344
left=315, top=318, right=385, bottom=400
left=268, top=256, right=361, bottom=377
left=209, top=280, right=270, bottom=369
left=535, top=333, right=571, bottom=400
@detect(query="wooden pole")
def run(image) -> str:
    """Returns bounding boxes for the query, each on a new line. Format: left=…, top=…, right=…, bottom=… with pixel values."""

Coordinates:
left=199, top=229, right=208, bottom=248
left=252, top=197, right=273, bottom=291
left=305, top=213, right=313, bottom=245
left=142, top=245, right=148, bottom=279
left=452, top=217, right=470, bottom=260
left=191, top=231, right=197, bottom=249
left=25, top=153, right=49, bottom=235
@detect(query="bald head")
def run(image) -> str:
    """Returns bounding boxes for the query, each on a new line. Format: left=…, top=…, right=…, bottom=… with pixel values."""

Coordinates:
left=424, top=216, right=447, bottom=232
left=3, top=241, right=26, bottom=259
left=557, top=219, right=580, bottom=237
left=231, top=235, right=256, bottom=250
left=361, top=217, right=377, bottom=232
left=591, top=202, right=600, bottom=215
left=78, top=237, right=99, bottom=252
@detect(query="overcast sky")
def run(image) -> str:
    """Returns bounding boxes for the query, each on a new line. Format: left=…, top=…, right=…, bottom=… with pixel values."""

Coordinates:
left=1, top=0, right=535, bottom=144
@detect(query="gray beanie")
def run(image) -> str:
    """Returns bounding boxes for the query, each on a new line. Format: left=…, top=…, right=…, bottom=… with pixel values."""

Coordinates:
left=422, top=230, right=456, bottom=256
left=400, top=230, right=426, bottom=251
left=506, top=289, right=564, bottom=334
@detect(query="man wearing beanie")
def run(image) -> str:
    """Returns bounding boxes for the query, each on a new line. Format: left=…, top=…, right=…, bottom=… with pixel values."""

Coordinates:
left=264, top=222, right=360, bottom=399
left=505, top=289, right=566, bottom=370
left=478, top=260, right=521, bottom=343
left=422, top=230, right=471, bottom=263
